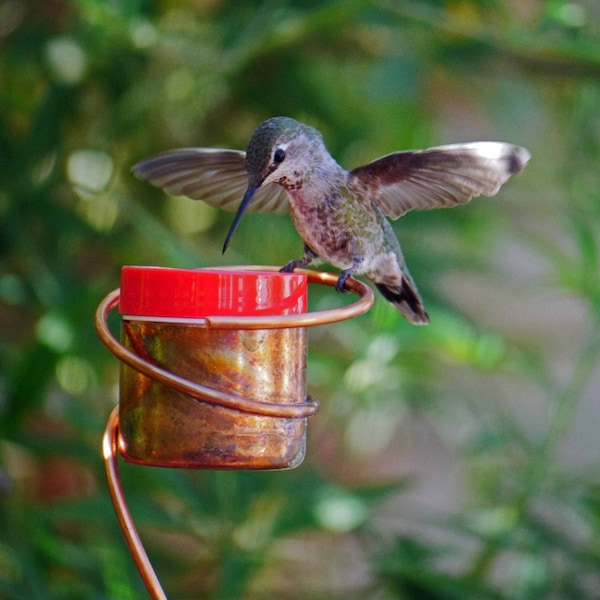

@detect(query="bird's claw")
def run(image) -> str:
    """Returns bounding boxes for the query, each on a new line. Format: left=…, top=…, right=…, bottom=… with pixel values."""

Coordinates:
left=335, top=271, right=352, bottom=294
left=280, top=260, right=298, bottom=273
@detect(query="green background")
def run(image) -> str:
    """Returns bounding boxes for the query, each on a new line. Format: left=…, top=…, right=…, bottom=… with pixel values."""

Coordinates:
left=2, top=0, right=600, bottom=598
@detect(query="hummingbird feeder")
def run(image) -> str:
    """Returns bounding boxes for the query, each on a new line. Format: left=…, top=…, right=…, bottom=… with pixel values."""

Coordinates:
left=96, top=265, right=373, bottom=598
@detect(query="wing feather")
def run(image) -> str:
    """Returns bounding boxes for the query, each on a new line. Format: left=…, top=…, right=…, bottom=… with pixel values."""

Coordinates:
left=350, top=142, right=530, bottom=219
left=132, top=148, right=290, bottom=214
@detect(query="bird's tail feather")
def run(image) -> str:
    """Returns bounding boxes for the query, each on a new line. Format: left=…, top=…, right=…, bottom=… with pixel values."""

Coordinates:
left=375, top=278, right=429, bottom=325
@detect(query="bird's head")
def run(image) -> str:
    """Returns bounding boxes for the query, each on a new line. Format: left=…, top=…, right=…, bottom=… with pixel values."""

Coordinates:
left=222, top=117, right=324, bottom=252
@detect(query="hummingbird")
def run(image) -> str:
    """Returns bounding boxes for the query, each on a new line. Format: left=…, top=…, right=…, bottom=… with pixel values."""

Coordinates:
left=132, top=117, right=530, bottom=324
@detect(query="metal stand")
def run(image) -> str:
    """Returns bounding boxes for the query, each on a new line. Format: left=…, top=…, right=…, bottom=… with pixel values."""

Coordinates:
left=103, top=406, right=167, bottom=600
left=96, top=268, right=374, bottom=597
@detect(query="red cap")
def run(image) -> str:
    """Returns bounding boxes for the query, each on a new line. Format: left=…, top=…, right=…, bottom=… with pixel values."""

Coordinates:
left=119, top=266, right=307, bottom=318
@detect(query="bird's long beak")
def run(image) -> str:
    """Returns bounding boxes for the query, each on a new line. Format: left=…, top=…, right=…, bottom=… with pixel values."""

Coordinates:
left=222, top=183, right=258, bottom=253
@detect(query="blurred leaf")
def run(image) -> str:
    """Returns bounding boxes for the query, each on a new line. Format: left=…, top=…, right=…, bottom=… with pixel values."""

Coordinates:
left=1, top=0, right=600, bottom=598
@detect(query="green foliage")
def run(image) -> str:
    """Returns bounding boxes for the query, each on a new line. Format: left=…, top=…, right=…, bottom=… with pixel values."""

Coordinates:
left=1, top=0, right=600, bottom=598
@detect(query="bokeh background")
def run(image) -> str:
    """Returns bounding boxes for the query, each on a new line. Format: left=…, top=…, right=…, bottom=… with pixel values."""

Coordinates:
left=2, top=0, right=600, bottom=598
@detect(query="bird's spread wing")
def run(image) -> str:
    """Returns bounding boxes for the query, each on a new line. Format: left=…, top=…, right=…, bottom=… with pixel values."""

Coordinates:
left=350, top=142, right=530, bottom=219
left=132, top=148, right=290, bottom=214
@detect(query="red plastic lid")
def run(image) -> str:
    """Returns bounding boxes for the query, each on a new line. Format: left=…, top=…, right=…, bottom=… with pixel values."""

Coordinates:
left=119, top=266, right=307, bottom=318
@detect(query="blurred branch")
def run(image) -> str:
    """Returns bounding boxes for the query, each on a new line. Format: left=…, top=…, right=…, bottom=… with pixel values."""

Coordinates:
left=379, top=0, right=600, bottom=78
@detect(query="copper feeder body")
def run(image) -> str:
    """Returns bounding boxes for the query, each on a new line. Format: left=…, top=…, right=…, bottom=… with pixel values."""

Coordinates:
left=119, top=320, right=308, bottom=470
left=96, top=268, right=374, bottom=472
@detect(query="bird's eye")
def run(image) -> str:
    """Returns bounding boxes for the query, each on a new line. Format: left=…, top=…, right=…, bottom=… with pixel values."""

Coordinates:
left=273, top=148, right=286, bottom=164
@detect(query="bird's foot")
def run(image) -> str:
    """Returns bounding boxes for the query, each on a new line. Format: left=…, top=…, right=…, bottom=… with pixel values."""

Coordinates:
left=335, top=269, right=354, bottom=294
left=280, top=259, right=300, bottom=273
left=280, top=246, right=319, bottom=273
